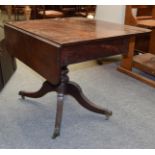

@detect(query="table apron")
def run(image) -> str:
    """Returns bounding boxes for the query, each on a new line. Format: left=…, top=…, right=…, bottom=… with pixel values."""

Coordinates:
left=60, top=37, right=130, bottom=66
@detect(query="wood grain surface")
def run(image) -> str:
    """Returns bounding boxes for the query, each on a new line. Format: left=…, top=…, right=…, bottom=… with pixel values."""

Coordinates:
left=5, top=18, right=150, bottom=46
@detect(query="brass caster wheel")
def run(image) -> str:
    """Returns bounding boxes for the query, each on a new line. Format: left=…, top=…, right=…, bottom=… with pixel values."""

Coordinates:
left=52, top=128, right=60, bottom=139
left=105, top=111, right=112, bottom=120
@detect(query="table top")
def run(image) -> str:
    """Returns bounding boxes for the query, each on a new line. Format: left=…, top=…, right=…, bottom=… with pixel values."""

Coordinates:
left=5, top=18, right=150, bottom=46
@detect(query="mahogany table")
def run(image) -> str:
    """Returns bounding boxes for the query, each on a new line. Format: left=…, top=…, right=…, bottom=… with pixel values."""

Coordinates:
left=4, top=18, right=150, bottom=138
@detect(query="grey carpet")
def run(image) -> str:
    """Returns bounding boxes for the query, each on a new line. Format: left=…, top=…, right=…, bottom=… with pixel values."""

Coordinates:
left=0, top=59, right=155, bottom=149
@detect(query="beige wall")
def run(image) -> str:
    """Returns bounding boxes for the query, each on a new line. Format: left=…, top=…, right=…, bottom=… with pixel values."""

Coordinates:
left=95, top=5, right=125, bottom=24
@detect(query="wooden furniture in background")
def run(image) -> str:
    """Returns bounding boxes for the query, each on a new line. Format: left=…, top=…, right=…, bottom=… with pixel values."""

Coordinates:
left=5, top=5, right=12, bottom=20
left=35, top=5, right=96, bottom=19
left=118, top=36, right=155, bottom=88
left=59, top=5, right=77, bottom=17
left=36, top=5, right=64, bottom=19
left=4, top=18, right=148, bottom=138
left=3, top=5, right=96, bottom=20
left=123, top=5, right=155, bottom=87
left=125, top=5, right=155, bottom=54
left=133, top=53, right=155, bottom=76
left=13, top=6, right=26, bottom=21
left=5, top=5, right=32, bottom=21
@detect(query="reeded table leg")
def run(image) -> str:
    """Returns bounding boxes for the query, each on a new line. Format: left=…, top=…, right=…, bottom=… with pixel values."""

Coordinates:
left=52, top=92, right=64, bottom=139
left=19, top=67, right=112, bottom=139
left=52, top=68, right=67, bottom=139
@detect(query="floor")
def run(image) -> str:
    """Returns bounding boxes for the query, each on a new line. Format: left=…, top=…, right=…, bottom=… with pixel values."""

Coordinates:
left=0, top=59, right=155, bottom=148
